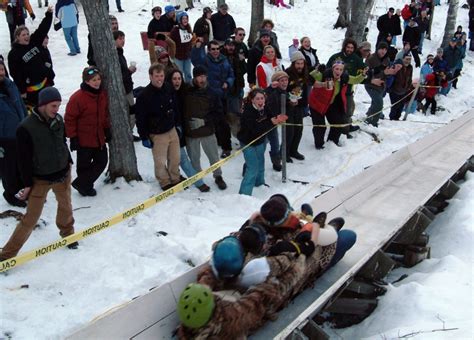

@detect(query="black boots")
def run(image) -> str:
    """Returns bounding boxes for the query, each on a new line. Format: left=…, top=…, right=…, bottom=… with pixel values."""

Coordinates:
left=271, top=155, right=282, bottom=172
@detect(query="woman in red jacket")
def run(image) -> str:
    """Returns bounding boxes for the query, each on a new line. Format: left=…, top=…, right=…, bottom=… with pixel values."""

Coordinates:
left=308, top=62, right=366, bottom=149
left=65, top=67, right=111, bottom=196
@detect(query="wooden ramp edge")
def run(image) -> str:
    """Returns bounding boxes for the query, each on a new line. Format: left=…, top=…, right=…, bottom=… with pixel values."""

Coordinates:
left=67, top=111, right=474, bottom=340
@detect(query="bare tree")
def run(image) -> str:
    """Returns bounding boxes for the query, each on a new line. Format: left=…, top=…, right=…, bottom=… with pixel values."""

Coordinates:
left=81, top=0, right=141, bottom=182
left=334, top=0, right=351, bottom=29
left=345, top=0, right=376, bottom=43
left=441, top=0, right=459, bottom=47
left=249, top=0, right=264, bottom=47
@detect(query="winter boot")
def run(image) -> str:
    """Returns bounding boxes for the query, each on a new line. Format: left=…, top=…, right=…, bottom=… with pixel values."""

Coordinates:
left=215, top=176, right=227, bottom=190
left=197, top=184, right=210, bottom=192
left=271, top=155, right=282, bottom=172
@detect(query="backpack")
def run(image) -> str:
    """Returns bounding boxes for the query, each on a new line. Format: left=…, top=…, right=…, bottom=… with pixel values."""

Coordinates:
left=401, top=5, right=412, bottom=21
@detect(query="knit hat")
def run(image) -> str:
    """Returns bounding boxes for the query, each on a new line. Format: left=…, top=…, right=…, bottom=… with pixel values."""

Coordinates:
left=394, top=58, right=404, bottom=65
left=82, top=66, right=101, bottom=82
left=259, top=29, right=271, bottom=38
left=38, top=87, right=62, bottom=107
left=238, top=258, right=270, bottom=289
left=290, top=51, right=305, bottom=63
left=193, top=65, right=208, bottom=78
left=151, top=6, right=162, bottom=14
left=426, top=54, right=434, bottom=59
left=436, top=47, right=444, bottom=54
left=164, top=5, right=175, bottom=14
left=359, top=41, right=371, bottom=50
left=377, top=41, right=388, bottom=50
left=219, top=3, right=229, bottom=10
left=224, top=38, right=235, bottom=46
left=203, top=6, right=212, bottom=14
left=260, top=196, right=289, bottom=225
left=271, top=71, right=289, bottom=83
left=177, top=11, right=188, bottom=23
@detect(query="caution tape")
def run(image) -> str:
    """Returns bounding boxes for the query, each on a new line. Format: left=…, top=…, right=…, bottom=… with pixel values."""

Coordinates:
left=0, top=126, right=278, bottom=273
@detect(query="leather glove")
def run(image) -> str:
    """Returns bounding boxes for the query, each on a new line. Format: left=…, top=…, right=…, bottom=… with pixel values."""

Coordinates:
left=189, top=118, right=205, bottom=130
left=30, top=13, right=36, bottom=20
left=69, top=137, right=79, bottom=152
left=142, top=139, right=153, bottom=149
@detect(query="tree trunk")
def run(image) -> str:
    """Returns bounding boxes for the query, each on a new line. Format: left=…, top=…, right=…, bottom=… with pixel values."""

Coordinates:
left=345, top=0, right=376, bottom=44
left=426, top=2, right=435, bottom=39
left=441, top=0, right=459, bottom=48
left=249, top=0, right=264, bottom=48
left=186, top=0, right=193, bottom=9
left=217, top=0, right=226, bottom=9
left=81, top=0, right=141, bottom=182
left=334, top=0, right=351, bottom=29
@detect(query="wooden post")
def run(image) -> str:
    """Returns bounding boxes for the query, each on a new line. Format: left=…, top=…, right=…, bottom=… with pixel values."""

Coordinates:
left=403, top=82, right=420, bottom=121
left=281, top=93, right=287, bottom=183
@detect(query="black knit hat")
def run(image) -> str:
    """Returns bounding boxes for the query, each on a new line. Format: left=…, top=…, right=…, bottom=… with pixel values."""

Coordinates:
left=38, top=87, right=62, bottom=107
left=260, top=197, right=289, bottom=225
left=193, top=65, right=208, bottom=78
left=377, top=41, right=388, bottom=50
left=239, top=223, right=267, bottom=254
left=259, top=29, right=271, bottom=38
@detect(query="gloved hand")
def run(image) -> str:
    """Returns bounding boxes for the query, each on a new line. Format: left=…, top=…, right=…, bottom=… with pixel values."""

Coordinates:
left=30, top=13, right=36, bottom=20
left=142, top=139, right=153, bottom=149
left=189, top=118, right=205, bottom=130
left=69, top=137, right=79, bottom=152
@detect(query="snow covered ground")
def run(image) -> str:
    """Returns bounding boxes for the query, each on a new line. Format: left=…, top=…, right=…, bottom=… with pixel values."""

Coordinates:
left=0, top=0, right=472, bottom=339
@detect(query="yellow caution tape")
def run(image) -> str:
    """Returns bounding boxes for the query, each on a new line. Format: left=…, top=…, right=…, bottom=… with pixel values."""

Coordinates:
left=0, top=126, right=278, bottom=273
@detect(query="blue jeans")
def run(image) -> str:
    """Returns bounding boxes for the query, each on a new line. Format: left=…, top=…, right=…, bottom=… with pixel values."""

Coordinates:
left=266, top=127, right=280, bottom=158
left=391, top=35, right=397, bottom=46
left=364, top=85, right=384, bottom=126
left=180, top=147, right=205, bottom=188
left=175, top=58, right=192, bottom=83
left=239, top=142, right=266, bottom=196
left=63, top=25, right=80, bottom=54
left=329, top=230, right=357, bottom=267
left=418, top=32, right=425, bottom=53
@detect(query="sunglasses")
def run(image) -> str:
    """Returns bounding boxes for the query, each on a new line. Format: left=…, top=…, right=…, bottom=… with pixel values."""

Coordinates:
left=237, top=33, right=246, bottom=36
left=210, top=47, right=220, bottom=51
left=333, top=60, right=345, bottom=65
left=87, top=68, right=100, bottom=75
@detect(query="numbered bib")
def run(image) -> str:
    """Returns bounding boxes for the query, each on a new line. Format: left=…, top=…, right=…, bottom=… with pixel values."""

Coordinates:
left=179, top=29, right=192, bottom=43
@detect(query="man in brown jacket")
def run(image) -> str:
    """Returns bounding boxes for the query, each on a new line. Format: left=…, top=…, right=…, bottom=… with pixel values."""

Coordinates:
left=389, top=55, right=412, bottom=121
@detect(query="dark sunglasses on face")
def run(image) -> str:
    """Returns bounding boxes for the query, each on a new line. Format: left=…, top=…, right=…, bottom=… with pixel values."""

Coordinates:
left=238, top=33, right=245, bottom=36
left=210, top=47, right=220, bottom=51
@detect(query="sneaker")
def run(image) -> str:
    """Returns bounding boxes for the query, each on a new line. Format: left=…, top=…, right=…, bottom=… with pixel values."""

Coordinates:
left=214, top=176, right=227, bottom=190
left=86, top=188, right=97, bottom=197
left=133, top=135, right=141, bottom=142
left=161, top=184, right=174, bottom=191
left=3, top=192, right=27, bottom=208
left=197, top=184, right=210, bottom=192
left=315, top=145, right=325, bottom=150
left=221, top=150, right=231, bottom=158
left=290, top=152, right=305, bottom=160
left=346, top=133, right=353, bottom=139
left=118, top=8, right=125, bottom=12
left=67, top=241, right=79, bottom=249
left=67, top=52, right=77, bottom=56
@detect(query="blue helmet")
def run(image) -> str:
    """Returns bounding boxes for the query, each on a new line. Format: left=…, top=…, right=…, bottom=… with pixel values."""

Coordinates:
left=211, top=236, right=244, bottom=279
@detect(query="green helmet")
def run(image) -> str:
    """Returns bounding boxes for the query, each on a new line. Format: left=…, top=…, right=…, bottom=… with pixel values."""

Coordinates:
left=177, top=283, right=215, bottom=329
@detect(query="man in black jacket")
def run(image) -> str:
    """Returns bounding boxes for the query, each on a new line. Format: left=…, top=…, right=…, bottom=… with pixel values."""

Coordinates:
left=402, top=18, right=421, bottom=67
left=136, top=64, right=181, bottom=191
left=0, top=87, right=77, bottom=261
left=211, top=3, right=236, bottom=44
left=376, top=8, right=402, bottom=45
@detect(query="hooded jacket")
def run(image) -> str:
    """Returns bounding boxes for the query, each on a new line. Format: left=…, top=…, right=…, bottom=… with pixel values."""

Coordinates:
left=0, top=77, right=27, bottom=139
